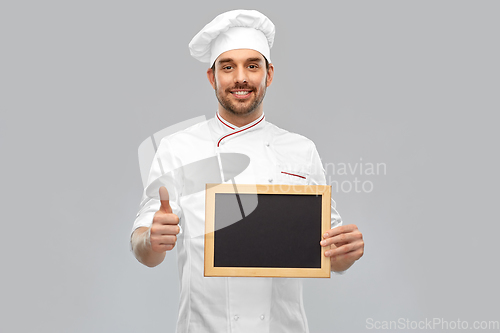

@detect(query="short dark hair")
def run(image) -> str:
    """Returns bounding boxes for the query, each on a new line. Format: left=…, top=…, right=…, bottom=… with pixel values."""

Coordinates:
left=211, top=57, right=270, bottom=74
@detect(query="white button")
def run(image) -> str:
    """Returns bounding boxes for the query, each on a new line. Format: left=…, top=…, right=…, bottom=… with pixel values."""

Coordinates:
left=234, top=315, right=239, bottom=321
left=260, top=314, right=265, bottom=320
left=268, top=178, right=273, bottom=183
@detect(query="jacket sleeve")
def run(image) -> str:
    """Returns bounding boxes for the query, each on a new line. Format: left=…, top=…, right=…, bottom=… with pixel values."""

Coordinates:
left=131, top=137, right=184, bottom=236
left=308, top=142, right=343, bottom=229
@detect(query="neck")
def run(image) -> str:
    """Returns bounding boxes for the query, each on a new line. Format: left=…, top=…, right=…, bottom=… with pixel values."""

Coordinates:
left=218, top=107, right=263, bottom=127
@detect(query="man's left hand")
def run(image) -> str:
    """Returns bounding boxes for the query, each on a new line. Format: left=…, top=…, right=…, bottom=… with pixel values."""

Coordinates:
left=320, top=224, right=364, bottom=272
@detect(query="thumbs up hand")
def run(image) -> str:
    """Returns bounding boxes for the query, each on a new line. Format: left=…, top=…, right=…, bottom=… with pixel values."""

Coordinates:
left=150, top=186, right=180, bottom=253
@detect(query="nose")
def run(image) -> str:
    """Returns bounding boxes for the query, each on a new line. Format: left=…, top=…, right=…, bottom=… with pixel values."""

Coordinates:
left=234, top=68, right=247, bottom=84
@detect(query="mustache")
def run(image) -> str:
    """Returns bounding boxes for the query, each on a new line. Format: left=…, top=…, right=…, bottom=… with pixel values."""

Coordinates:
left=227, top=85, right=255, bottom=91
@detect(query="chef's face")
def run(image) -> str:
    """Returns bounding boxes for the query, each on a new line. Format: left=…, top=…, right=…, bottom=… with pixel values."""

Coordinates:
left=207, top=49, right=274, bottom=117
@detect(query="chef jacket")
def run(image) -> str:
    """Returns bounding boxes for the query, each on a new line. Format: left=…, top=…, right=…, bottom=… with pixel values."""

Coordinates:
left=132, top=111, right=343, bottom=333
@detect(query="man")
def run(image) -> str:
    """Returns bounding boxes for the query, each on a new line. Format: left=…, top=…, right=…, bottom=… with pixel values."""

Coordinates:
left=131, top=9, right=364, bottom=333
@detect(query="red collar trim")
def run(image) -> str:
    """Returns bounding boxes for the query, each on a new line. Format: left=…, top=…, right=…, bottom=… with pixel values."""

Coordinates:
left=216, top=112, right=235, bottom=130
left=217, top=114, right=265, bottom=147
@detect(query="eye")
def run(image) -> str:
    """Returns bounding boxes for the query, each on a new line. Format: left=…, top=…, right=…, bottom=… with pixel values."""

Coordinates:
left=222, top=65, right=233, bottom=70
left=248, top=64, right=258, bottom=69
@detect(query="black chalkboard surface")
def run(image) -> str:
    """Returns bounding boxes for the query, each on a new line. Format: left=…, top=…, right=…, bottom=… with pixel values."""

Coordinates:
left=205, top=184, right=331, bottom=278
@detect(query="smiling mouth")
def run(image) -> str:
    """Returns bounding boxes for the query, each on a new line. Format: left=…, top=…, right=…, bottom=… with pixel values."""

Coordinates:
left=231, top=90, right=252, bottom=98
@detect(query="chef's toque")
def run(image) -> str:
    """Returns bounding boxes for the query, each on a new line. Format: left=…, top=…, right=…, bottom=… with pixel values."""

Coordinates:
left=189, top=9, right=275, bottom=66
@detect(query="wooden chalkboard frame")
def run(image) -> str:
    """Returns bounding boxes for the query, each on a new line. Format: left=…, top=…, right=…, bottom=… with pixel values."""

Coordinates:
left=204, top=183, right=331, bottom=278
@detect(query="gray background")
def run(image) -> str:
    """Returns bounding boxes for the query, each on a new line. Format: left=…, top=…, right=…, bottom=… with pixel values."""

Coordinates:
left=1, top=1, right=498, bottom=332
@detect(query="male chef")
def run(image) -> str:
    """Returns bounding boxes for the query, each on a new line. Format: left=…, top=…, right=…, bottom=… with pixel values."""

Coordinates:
left=131, top=9, right=364, bottom=333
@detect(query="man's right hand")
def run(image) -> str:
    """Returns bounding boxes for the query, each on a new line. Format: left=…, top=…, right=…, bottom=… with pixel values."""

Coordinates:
left=150, top=186, right=180, bottom=253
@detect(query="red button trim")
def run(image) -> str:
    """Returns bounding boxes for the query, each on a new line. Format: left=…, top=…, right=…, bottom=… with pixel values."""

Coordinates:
left=281, top=171, right=306, bottom=179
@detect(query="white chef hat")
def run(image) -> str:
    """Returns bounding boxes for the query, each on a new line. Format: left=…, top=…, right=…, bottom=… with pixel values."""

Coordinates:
left=189, top=9, right=275, bottom=66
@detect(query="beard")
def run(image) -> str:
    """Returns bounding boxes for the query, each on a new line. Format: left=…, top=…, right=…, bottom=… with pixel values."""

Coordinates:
left=214, top=77, right=267, bottom=116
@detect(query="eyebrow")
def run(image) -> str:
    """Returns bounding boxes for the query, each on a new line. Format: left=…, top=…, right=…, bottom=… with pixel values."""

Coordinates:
left=246, top=57, right=263, bottom=63
left=217, top=58, right=233, bottom=65
left=217, top=57, right=264, bottom=65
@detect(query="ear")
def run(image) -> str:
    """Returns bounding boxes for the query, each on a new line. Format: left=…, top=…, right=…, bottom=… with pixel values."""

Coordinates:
left=266, top=63, right=275, bottom=87
left=207, top=67, right=216, bottom=89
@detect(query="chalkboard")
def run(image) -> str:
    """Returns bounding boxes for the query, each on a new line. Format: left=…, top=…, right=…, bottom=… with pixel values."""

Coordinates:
left=204, top=184, right=331, bottom=278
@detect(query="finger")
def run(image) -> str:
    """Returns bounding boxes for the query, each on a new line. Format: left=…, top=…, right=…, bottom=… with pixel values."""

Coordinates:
left=326, top=240, right=364, bottom=257
left=151, top=223, right=180, bottom=236
left=321, top=231, right=361, bottom=247
left=159, top=186, right=173, bottom=214
left=323, top=224, right=358, bottom=238
left=151, top=242, right=176, bottom=253
left=320, top=238, right=347, bottom=248
left=329, top=249, right=363, bottom=264
left=151, top=234, right=177, bottom=248
left=152, top=213, right=180, bottom=227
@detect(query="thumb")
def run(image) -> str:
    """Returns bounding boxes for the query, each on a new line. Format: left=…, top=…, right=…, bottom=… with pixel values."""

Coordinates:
left=159, top=186, right=173, bottom=214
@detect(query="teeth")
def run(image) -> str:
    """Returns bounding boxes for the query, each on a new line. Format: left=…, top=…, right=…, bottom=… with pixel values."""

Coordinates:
left=232, top=91, right=250, bottom=95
